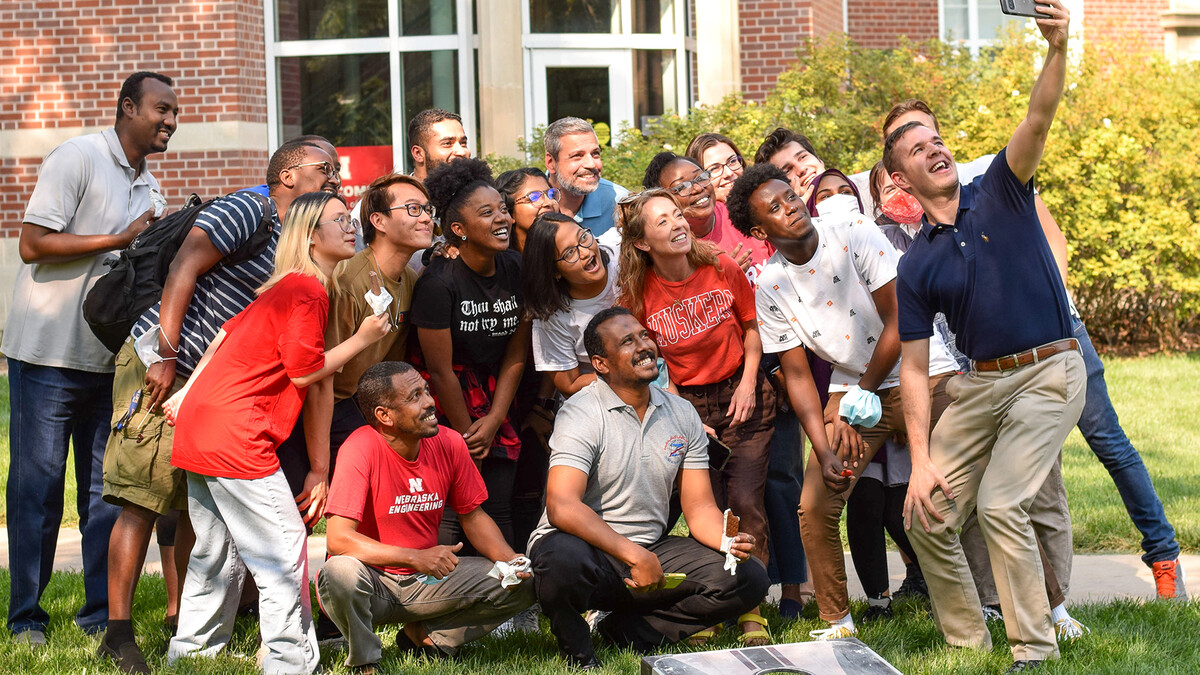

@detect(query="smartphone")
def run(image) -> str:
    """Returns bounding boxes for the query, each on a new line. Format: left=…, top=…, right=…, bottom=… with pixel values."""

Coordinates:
left=627, top=573, right=687, bottom=590
left=707, top=434, right=733, bottom=472
left=999, top=0, right=1050, bottom=19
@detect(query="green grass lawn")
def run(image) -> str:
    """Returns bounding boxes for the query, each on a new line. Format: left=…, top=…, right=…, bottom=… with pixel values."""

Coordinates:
left=2, top=355, right=1200, bottom=673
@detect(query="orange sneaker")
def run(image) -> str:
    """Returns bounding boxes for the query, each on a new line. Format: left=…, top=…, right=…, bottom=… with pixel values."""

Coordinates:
left=1151, top=559, right=1188, bottom=600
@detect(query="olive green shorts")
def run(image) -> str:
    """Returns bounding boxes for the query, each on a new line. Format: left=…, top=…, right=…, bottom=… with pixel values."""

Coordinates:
left=101, top=339, right=188, bottom=515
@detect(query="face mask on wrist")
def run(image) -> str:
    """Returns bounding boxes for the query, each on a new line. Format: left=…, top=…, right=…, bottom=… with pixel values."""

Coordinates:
left=880, top=190, right=924, bottom=224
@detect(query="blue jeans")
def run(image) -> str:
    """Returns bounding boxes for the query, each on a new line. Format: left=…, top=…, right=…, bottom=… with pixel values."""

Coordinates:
left=1072, top=316, right=1179, bottom=565
left=6, top=359, right=120, bottom=634
left=764, top=409, right=807, bottom=585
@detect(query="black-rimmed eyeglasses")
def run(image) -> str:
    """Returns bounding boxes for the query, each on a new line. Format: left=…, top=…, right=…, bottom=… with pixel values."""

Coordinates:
left=382, top=203, right=437, bottom=218
left=555, top=229, right=596, bottom=264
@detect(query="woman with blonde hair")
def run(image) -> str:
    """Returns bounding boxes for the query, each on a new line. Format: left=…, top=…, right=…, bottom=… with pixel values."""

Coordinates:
left=162, top=190, right=389, bottom=674
left=616, top=189, right=774, bottom=646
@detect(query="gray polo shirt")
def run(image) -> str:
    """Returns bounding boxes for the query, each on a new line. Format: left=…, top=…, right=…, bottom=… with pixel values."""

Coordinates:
left=528, top=377, right=709, bottom=549
left=3, top=128, right=160, bottom=372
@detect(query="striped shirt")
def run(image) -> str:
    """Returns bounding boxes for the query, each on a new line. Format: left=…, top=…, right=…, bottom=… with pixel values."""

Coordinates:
left=131, top=191, right=280, bottom=377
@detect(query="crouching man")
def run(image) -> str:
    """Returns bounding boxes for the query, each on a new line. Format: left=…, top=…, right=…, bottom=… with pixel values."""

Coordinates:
left=529, top=307, right=770, bottom=669
left=317, top=362, right=534, bottom=671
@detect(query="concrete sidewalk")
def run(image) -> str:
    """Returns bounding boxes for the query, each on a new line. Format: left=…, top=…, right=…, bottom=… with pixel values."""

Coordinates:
left=0, top=527, right=1193, bottom=603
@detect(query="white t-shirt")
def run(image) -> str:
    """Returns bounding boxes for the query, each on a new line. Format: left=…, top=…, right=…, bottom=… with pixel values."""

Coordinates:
left=3, top=128, right=160, bottom=372
left=756, top=212, right=902, bottom=392
left=532, top=247, right=619, bottom=373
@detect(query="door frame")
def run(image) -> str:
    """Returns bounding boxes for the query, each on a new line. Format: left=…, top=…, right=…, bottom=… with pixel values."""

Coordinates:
left=526, top=48, right=635, bottom=146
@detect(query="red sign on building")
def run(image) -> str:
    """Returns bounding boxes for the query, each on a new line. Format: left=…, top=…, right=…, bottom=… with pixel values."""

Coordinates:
left=336, top=145, right=395, bottom=207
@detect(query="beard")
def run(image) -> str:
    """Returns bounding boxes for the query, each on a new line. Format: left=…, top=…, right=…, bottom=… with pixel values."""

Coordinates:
left=557, top=170, right=600, bottom=196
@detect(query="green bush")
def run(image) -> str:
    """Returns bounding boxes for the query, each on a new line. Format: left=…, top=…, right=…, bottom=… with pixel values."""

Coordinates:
left=498, top=32, right=1200, bottom=350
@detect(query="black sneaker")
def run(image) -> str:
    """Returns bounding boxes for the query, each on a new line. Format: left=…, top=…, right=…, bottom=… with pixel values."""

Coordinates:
left=862, top=595, right=894, bottom=621
left=1004, top=660, right=1044, bottom=673
left=315, top=611, right=345, bottom=648
left=98, top=639, right=151, bottom=675
left=894, top=563, right=928, bottom=600
left=395, top=628, right=447, bottom=660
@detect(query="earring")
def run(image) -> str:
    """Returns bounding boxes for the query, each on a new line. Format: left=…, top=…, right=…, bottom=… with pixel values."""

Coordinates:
left=461, top=235, right=467, bottom=242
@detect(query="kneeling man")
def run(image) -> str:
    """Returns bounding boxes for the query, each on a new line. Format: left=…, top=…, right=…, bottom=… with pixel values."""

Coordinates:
left=529, top=307, right=770, bottom=669
left=317, top=361, right=534, bottom=671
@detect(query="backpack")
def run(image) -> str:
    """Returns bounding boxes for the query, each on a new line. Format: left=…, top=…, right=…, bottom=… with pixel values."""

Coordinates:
left=83, top=190, right=274, bottom=354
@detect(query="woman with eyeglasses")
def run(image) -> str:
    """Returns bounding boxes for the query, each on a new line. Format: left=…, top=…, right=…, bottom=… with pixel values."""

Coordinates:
left=496, top=167, right=561, bottom=253
left=411, top=158, right=531, bottom=552
left=685, top=132, right=746, bottom=204
left=643, top=151, right=772, bottom=286
left=161, top=191, right=390, bottom=672
left=525, top=212, right=618, bottom=397
left=615, top=189, right=775, bottom=647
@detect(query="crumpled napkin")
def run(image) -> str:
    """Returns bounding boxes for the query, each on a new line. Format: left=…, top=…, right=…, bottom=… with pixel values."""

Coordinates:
left=363, top=286, right=394, bottom=316
left=719, top=534, right=739, bottom=576
left=839, top=385, right=882, bottom=428
left=487, top=556, right=532, bottom=588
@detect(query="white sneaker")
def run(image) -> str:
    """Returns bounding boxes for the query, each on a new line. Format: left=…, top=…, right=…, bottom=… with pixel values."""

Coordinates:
left=808, top=623, right=857, bottom=641
left=982, top=605, right=1004, bottom=623
left=1055, top=616, right=1090, bottom=641
left=584, top=610, right=610, bottom=634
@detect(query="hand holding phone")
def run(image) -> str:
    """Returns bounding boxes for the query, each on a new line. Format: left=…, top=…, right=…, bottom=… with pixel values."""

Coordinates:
left=999, top=0, right=1050, bottom=19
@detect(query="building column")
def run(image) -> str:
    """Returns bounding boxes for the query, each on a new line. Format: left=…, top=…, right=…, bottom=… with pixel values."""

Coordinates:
left=477, top=0, right=525, bottom=158
left=695, top=0, right=741, bottom=104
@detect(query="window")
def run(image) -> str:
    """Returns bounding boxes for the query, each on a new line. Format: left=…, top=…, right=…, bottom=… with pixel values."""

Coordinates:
left=941, top=0, right=1026, bottom=54
left=267, top=0, right=477, bottom=193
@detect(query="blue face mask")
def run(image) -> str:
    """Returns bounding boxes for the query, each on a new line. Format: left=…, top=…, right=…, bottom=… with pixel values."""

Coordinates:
left=839, top=385, right=882, bottom=428
left=816, top=192, right=863, bottom=218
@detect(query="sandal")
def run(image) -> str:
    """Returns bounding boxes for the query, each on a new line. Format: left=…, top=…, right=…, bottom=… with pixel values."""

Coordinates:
left=737, top=612, right=771, bottom=646
left=687, top=625, right=721, bottom=646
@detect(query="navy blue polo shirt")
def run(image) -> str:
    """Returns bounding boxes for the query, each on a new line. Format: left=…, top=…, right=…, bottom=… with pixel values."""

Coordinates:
left=896, top=148, right=1072, bottom=362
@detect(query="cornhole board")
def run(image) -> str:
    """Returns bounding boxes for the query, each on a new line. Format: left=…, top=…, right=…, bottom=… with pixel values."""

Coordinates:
left=641, top=639, right=902, bottom=675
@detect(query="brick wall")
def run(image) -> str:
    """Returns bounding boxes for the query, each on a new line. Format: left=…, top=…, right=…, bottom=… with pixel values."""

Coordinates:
left=0, top=0, right=269, bottom=236
left=739, top=0, right=815, bottom=101
left=848, top=0, right=940, bottom=48
left=1087, top=0, right=1169, bottom=49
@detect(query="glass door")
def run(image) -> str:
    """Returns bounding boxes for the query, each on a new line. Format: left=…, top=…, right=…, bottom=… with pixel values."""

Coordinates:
left=529, top=49, right=634, bottom=146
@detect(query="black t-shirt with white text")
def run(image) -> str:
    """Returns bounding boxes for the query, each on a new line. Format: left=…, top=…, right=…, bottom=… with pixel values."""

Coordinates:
left=411, top=250, right=523, bottom=371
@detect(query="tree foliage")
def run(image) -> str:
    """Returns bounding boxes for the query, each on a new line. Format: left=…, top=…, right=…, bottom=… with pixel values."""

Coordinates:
left=497, top=31, right=1200, bottom=349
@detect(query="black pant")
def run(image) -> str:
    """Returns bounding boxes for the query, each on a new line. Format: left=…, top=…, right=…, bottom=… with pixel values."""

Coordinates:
left=530, top=531, right=769, bottom=663
left=276, top=396, right=368, bottom=497
left=845, top=475, right=916, bottom=597
left=439, top=456, right=518, bottom=553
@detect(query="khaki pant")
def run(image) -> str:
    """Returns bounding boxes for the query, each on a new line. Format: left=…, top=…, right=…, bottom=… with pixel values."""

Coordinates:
left=962, top=452, right=1072, bottom=606
left=102, top=339, right=188, bottom=514
left=800, top=373, right=953, bottom=622
left=316, top=555, right=534, bottom=667
left=908, top=351, right=1085, bottom=662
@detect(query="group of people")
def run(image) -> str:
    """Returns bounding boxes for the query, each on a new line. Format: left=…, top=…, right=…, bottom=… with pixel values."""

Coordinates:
left=4, top=3, right=1188, bottom=674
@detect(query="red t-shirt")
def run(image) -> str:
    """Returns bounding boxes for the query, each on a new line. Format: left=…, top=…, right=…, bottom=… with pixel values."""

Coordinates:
left=324, top=425, right=488, bottom=575
left=638, top=253, right=757, bottom=386
left=699, top=202, right=774, bottom=289
left=172, top=273, right=328, bottom=479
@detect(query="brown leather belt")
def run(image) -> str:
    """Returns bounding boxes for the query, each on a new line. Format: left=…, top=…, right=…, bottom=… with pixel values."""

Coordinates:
left=972, top=338, right=1079, bottom=373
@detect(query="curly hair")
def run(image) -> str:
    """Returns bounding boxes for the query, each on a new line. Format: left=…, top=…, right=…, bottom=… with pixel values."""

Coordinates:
left=614, top=189, right=719, bottom=319
left=753, top=127, right=819, bottom=167
left=641, top=151, right=686, bottom=189
left=726, top=162, right=789, bottom=237
left=424, top=157, right=495, bottom=244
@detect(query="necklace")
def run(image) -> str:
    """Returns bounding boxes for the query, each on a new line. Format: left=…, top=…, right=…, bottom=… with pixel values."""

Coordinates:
left=368, top=248, right=402, bottom=331
left=653, top=265, right=694, bottom=312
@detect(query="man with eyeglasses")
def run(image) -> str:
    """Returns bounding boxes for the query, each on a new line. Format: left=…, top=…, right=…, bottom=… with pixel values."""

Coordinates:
left=277, top=173, right=436, bottom=512
left=543, top=117, right=629, bottom=250
left=99, top=138, right=337, bottom=672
